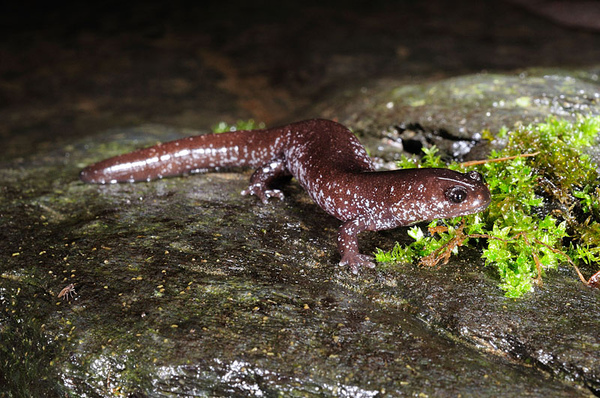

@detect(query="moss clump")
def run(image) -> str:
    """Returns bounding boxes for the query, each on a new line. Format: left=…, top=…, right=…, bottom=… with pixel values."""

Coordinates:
left=376, top=116, right=600, bottom=297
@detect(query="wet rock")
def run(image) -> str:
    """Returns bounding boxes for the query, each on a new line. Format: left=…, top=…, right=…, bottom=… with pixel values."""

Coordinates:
left=508, top=0, right=600, bottom=32
left=317, top=67, right=600, bottom=162
left=4, top=0, right=600, bottom=394
left=2, top=82, right=599, bottom=395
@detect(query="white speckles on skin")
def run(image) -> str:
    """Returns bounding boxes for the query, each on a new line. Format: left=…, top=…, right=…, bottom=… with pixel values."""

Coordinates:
left=174, top=148, right=190, bottom=157
left=106, top=157, right=158, bottom=175
left=81, top=128, right=286, bottom=183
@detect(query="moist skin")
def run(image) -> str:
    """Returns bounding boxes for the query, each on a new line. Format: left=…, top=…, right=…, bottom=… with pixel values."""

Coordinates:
left=81, top=119, right=491, bottom=272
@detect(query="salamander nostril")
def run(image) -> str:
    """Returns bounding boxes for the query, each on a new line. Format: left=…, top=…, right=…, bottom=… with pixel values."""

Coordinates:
left=467, top=170, right=484, bottom=183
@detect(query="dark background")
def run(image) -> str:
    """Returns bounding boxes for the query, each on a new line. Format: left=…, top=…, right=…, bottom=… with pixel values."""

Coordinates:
left=2, top=0, right=600, bottom=159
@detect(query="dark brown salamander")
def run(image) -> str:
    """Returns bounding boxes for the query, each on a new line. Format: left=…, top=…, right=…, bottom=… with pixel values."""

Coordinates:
left=80, top=119, right=491, bottom=272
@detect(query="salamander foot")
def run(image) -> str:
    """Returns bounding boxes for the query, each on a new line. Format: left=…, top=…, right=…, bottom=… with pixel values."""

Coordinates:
left=339, top=253, right=376, bottom=274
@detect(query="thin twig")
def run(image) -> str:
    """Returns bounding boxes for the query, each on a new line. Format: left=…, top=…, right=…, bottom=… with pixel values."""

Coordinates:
left=460, top=152, right=540, bottom=167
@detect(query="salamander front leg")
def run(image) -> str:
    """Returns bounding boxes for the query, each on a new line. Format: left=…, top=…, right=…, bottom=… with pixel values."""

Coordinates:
left=337, top=217, right=375, bottom=273
left=241, top=159, right=289, bottom=204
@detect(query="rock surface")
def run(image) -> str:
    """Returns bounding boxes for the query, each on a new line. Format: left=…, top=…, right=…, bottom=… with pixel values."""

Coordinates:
left=2, top=1, right=600, bottom=396
left=2, top=70, right=600, bottom=396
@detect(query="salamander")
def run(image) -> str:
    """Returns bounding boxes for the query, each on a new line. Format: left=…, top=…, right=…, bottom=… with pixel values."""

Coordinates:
left=80, top=119, right=491, bottom=272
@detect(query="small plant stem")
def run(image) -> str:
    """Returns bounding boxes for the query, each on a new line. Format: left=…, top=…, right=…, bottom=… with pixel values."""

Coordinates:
left=459, top=152, right=539, bottom=167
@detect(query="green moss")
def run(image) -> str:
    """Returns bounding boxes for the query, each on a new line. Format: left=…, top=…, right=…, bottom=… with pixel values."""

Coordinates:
left=396, top=146, right=448, bottom=169
left=376, top=116, right=600, bottom=297
left=211, top=119, right=265, bottom=133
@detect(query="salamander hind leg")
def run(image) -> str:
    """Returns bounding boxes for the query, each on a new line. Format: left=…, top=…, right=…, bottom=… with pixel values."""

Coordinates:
left=241, top=159, right=289, bottom=204
left=337, top=218, right=376, bottom=274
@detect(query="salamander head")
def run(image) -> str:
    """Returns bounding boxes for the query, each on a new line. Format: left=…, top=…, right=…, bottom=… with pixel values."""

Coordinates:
left=384, top=168, right=491, bottom=227
left=416, top=168, right=491, bottom=221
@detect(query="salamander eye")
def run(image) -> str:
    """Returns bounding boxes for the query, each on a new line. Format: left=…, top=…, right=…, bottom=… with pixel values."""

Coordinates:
left=445, top=186, right=467, bottom=203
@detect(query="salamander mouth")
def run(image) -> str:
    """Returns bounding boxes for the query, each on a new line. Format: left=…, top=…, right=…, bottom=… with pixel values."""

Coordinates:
left=470, top=198, right=491, bottom=213
left=472, top=203, right=490, bottom=213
